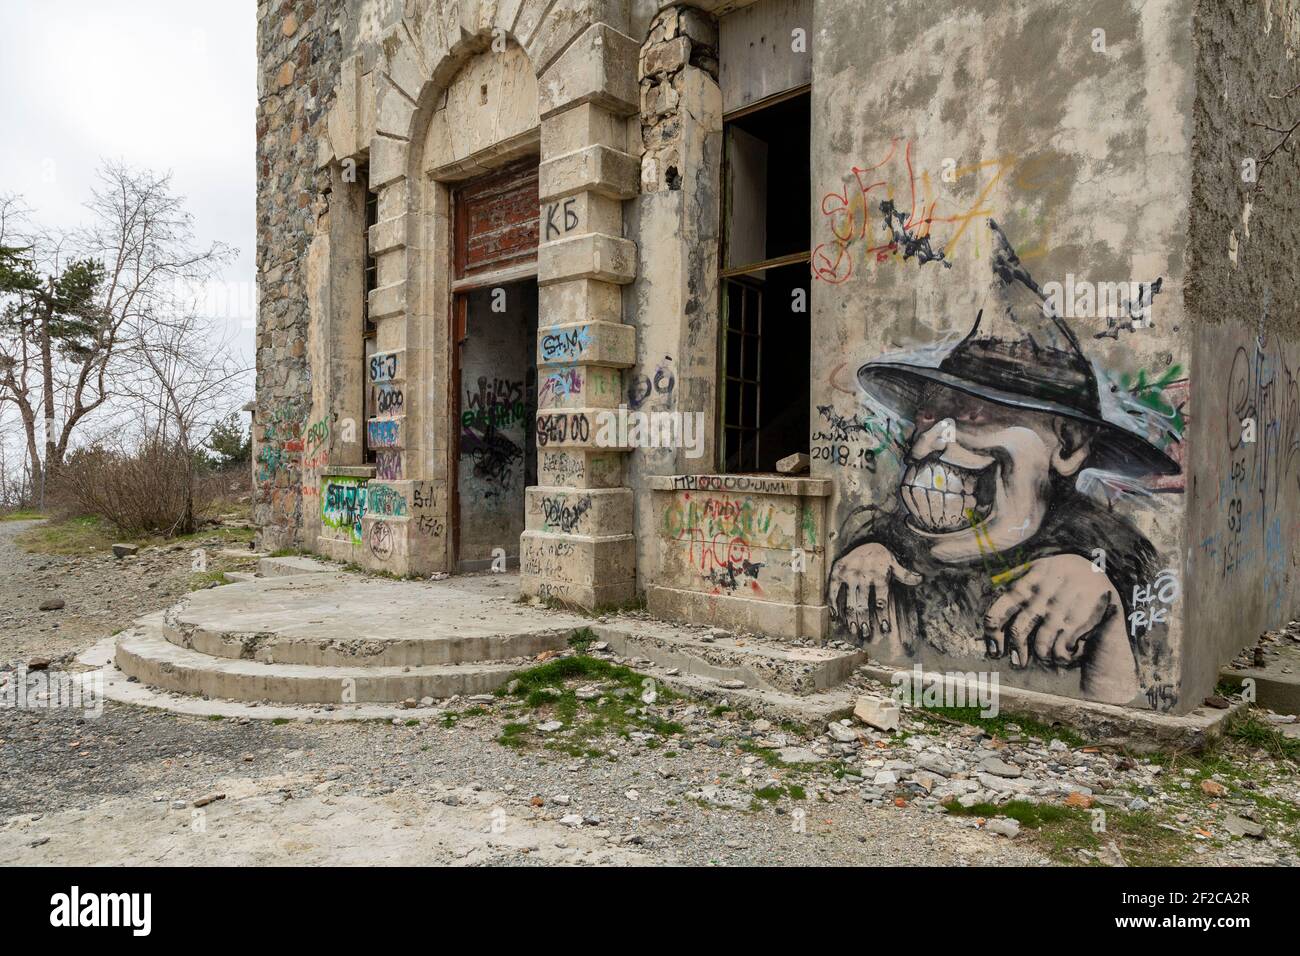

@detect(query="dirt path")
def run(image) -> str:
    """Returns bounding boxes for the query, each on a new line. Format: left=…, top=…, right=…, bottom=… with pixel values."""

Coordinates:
left=0, top=519, right=194, bottom=664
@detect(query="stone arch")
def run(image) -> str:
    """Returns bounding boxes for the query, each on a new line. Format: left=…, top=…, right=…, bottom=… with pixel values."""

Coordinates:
left=313, top=0, right=642, bottom=603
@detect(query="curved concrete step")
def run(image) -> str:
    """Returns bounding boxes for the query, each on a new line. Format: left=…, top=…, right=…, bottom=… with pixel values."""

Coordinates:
left=157, top=611, right=571, bottom=667
left=115, top=627, right=525, bottom=704
left=152, top=573, right=582, bottom=666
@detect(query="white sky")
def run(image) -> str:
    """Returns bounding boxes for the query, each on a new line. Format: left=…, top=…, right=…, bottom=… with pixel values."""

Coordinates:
left=0, top=0, right=257, bottom=360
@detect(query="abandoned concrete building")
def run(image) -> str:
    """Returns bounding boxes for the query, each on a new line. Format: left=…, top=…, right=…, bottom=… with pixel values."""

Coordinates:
left=245, top=0, right=1300, bottom=716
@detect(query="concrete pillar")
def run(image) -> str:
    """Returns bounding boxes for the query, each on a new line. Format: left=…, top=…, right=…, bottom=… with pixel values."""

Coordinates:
left=522, top=21, right=642, bottom=609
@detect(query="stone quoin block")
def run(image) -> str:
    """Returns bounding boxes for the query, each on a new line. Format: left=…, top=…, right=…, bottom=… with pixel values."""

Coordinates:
left=538, top=279, right=623, bottom=326
left=538, top=232, right=637, bottom=285
left=537, top=363, right=624, bottom=411
left=520, top=530, right=636, bottom=607
left=539, top=144, right=641, bottom=202
left=368, top=214, right=407, bottom=255
left=367, top=348, right=405, bottom=384
left=542, top=102, right=628, bottom=158
left=521, top=0, right=634, bottom=74
left=538, top=448, right=626, bottom=489
left=375, top=85, right=417, bottom=141
left=539, top=192, right=624, bottom=243
left=366, top=280, right=407, bottom=320
left=534, top=408, right=637, bottom=452
left=537, top=319, right=635, bottom=368
left=537, top=23, right=640, bottom=120
left=368, top=134, right=409, bottom=188
left=525, top=486, right=633, bottom=536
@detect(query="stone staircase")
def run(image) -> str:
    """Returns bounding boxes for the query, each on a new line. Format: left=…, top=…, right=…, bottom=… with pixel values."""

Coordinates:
left=110, top=560, right=869, bottom=717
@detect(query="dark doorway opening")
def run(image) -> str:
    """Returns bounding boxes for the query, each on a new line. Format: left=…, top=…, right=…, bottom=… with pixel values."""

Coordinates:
left=720, top=90, right=811, bottom=474
left=449, top=157, right=541, bottom=572
left=454, top=280, right=538, bottom=571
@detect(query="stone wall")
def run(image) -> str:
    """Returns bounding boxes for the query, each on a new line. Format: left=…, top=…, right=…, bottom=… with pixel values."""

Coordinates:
left=254, top=0, right=347, bottom=550
left=1183, top=0, right=1300, bottom=702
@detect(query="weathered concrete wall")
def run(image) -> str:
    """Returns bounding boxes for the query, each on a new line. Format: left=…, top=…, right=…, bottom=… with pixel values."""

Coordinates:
left=812, top=0, right=1198, bottom=711
left=646, top=474, right=828, bottom=636
left=626, top=4, right=724, bottom=592
left=1183, top=0, right=1300, bottom=704
left=257, top=0, right=1293, bottom=711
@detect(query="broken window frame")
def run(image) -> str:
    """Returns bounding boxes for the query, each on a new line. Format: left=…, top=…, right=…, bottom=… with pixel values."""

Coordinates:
left=717, top=86, right=812, bottom=475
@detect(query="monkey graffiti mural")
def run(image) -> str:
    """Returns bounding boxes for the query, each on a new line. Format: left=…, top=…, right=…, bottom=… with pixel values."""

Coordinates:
left=829, top=220, right=1181, bottom=707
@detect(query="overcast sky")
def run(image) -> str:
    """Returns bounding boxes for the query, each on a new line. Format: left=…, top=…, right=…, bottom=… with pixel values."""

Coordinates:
left=0, top=0, right=257, bottom=359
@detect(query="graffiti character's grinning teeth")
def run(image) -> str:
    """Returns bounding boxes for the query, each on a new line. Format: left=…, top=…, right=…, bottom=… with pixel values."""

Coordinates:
left=901, top=461, right=993, bottom=532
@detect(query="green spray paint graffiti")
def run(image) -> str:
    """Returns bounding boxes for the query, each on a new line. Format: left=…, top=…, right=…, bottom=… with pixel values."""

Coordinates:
left=321, top=476, right=367, bottom=544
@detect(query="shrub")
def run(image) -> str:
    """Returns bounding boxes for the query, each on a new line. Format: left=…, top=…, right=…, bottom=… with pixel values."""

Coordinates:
left=52, top=439, right=213, bottom=537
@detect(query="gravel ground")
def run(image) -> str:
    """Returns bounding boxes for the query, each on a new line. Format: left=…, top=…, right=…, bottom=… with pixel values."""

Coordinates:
left=1, top=519, right=1296, bottom=867
left=0, top=519, right=196, bottom=662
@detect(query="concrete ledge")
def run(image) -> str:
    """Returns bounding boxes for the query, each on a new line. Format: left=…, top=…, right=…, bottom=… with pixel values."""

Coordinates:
left=257, top=556, right=335, bottom=576
left=648, top=584, right=827, bottom=641
left=865, top=664, right=1247, bottom=754
left=158, top=611, right=571, bottom=667
left=647, top=474, right=833, bottom=496
left=1219, top=669, right=1300, bottom=715
left=592, top=620, right=866, bottom=695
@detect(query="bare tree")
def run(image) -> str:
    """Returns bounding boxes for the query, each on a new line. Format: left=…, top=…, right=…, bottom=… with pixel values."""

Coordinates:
left=117, top=299, right=251, bottom=534
left=0, top=163, right=231, bottom=508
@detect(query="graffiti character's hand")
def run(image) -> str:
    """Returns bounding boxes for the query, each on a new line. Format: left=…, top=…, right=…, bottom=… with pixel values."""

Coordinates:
left=829, top=543, right=922, bottom=651
left=983, top=554, right=1138, bottom=703
left=983, top=554, right=1118, bottom=669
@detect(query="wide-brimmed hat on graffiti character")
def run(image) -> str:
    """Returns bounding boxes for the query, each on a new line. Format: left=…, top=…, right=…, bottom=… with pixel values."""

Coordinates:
left=856, top=219, right=1180, bottom=484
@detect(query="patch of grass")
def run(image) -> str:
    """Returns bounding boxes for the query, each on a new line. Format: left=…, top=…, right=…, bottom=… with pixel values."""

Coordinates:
left=15, top=515, right=117, bottom=554
left=567, top=627, right=597, bottom=651
left=188, top=570, right=230, bottom=591
left=0, top=509, right=45, bottom=521
left=591, top=595, right=647, bottom=616
left=270, top=718, right=291, bottom=726
left=754, top=782, right=807, bottom=802
left=1227, top=712, right=1300, bottom=762
left=494, top=654, right=681, bottom=752
left=497, top=722, right=531, bottom=748
left=529, top=595, right=647, bottom=617
left=207, top=714, right=225, bottom=721
left=1135, top=712, right=1300, bottom=851
left=942, top=798, right=1187, bottom=865
left=14, top=513, right=257, bottom=556
left=916, top=706, right=1087, bottom=748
